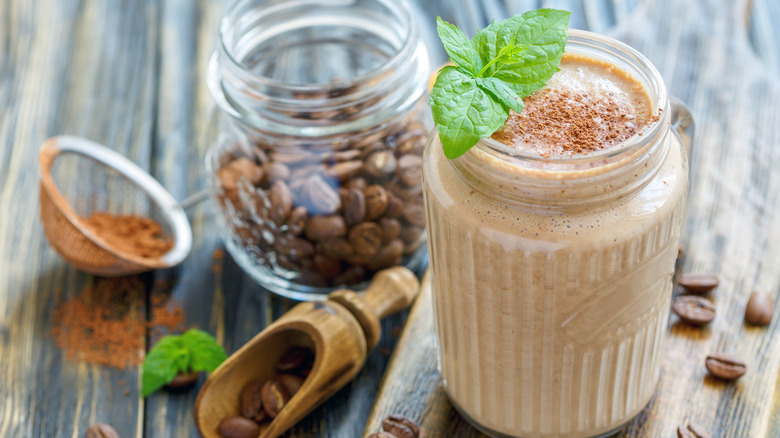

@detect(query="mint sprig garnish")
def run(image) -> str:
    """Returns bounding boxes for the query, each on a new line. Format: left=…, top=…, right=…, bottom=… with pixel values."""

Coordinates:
left=141, top=329, right=227, bottom=397
left=431, top=10, right=571, bottom=159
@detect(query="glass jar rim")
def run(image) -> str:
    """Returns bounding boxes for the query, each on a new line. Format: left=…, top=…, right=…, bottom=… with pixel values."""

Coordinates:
left=472, top=29, right=669, bottom=170
left=217, top=0, right=417, bottom=93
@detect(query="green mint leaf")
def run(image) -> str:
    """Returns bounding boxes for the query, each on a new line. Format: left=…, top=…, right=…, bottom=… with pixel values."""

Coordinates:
left=141, top=329, right=227, bottom=397
left=142, top=335, right=189, bottom=397
left=475, top=77, right=524, bottom=113
left=490, top=9, right=570, bottom=96
left=431, top=66, right=508, bottom=159
left=180, top=329, right=228, bottom=373
left=436, top=17, right=481, bottom=74
left=431, top=9, right=569, bottom=158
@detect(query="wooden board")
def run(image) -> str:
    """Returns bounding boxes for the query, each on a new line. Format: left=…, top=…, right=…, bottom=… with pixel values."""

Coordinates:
left=364, top=0, right=780, bottom=436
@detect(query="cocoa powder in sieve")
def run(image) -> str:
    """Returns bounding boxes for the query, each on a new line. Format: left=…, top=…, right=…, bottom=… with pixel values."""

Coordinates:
left=80, top=212, right=173, bottom=259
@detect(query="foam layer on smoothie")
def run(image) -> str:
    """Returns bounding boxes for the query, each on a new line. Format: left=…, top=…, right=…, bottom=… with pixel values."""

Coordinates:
left=491, top=53, right=652, bottom=156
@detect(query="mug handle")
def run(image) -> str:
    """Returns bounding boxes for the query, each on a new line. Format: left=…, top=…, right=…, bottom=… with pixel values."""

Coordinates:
left=670, top=96, right=695, bottom=156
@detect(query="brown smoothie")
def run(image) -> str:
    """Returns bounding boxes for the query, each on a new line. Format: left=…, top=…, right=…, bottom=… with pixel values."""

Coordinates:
left=422, top=50, right=687, bottom=438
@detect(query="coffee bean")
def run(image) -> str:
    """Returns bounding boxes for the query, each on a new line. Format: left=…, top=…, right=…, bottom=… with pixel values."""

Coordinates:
left=396, top=154, right=423, bottom=187
left=349, top=222, right=383, bottom=257
left=261, top=379, right=290, bottom=418
left=326, top=149, right=361, bottom=163
left=228, top=157, right=264, bottom=187
left=269, top=150, right=314, bottom=165
left=367, top=239, right=404, bottom=271
left=400, top=226, right=424, bottom=255
left=277, top=347, right=314, bottom=372
left=382, top=414, right=419, bottom=438
left=364, top=185, right=389, bottom=220
left=301, top=174, right=341, bottom=215
left=287, top=206, right=308, bottom=236
left=269, top=181, right=293, bottom=223
left=262, top=161, right=290, bottom=186
left=705, top=353, right=746, bottom=380
left=313, top=254, right=343, bottom=279
left=367, top=432, right=397, bottom=438
left=217, top=416, right=260, bottom=438
left=276, top=373, right=305, bottom=396
left=333, top=265, right=366, bottom=286
left=345, top=177, right=368, bottom=191
left=325, top=160, right=363, bottom=180
left=677, top=423, right=711, bottom=438
left=275, top=237, right=314, bottom=258
left=165, top=371, right=199, bottom=389
left=364, top=150, right=397, bottom=178
left=344, top=188, right=366, bottom=226
left=384, top=192, right=405, bottom=218
left=379, top=218, right=401, bottom=243
left=402, top=200, right=426, bottom=227
left=305, top=215, right=347, bottom=242
left=745, top=291, right=773, bottom=326
left=239, top=381, right=265, bottom=421
left=672, top=296, right=715, bottom=326
left=678, top=273, right=719, bottom=293
left=86, top=423, right=120, bottom=438
left=317, top=238, right=354, bottom=259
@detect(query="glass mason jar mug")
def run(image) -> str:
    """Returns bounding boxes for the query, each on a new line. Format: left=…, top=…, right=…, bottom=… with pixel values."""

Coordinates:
left=205, top=0, right=431, bottom=300
left=422, top=31, right=691, bottom=438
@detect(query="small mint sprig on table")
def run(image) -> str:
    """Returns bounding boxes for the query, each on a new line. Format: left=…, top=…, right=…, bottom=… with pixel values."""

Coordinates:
left=142, top=329, right=227, bottom=397
left=431, top=9, right=571, bottom=159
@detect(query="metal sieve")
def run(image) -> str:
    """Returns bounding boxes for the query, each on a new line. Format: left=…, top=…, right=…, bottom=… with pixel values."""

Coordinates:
left=38, top=136, right=193, bottom=276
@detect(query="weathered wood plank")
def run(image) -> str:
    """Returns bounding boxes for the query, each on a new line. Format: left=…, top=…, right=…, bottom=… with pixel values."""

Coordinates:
left=0, top=0, right=159, bottom=437
left=365, top=0, right=780, bottom=437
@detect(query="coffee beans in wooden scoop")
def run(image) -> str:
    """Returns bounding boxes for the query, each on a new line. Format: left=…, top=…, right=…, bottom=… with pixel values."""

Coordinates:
left=219, top=347, right=314, bottom=438
left=672, top=296, right=715, bottom=326
left=85, top=423, right=120, bottom=438
left=745, top=291, right=773, bottom=326
left=677, top=423, right=712, bottom=438
left=705, top=353, right=746, bottom=381
left=678, top=273, right=719, bottom=294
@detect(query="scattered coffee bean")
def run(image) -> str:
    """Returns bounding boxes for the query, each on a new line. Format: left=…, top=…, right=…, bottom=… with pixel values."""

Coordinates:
left=239, top=381, right=265, bottom=421
left=86, top=423, right=120, bottom=438
left=287, top=206, right=308, bottom=236
left=678, top=273, right=719, bottom=293
left=677, top=423, right=711, bottom=438
left=325, top=160, right=363, bottom=180
left=217, top=416, right=260, bottom=438
left=367, top=239, right=404, bottom=271
left=384, top=192, right=405, bottom=218
left=745, top=291, right=773, bottom=326
left=301, top=174, right=341, bottom=215
left=261, top=378, right=290, bottom=418
left=262, top=161, right=290, bottom=186
left=165, top=371, right=199, bottom=389
left=383, top=415, right=420, bottom=438
left=672, top=296, right=715, bottom=326
left=277, top=347, right=314, bottom=372
left=705, top=353, right=746, bottom=380
left=313, top=254, right=343, bottom=279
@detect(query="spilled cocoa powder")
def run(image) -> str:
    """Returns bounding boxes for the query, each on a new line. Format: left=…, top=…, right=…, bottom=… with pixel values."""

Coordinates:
left=51, top=276, right=186, bottom=370
left=80, top=212, right=173, bottom=259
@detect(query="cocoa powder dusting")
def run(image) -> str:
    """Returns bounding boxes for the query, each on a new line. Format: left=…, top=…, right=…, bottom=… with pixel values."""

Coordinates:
left=80, top=213, right=173, bottom=259
left=492, top=88, right=641, bottom=155
left=51, top=276, right=186, bottom=369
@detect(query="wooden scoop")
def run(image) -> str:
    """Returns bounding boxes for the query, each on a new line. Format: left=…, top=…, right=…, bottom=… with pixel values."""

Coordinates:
left=194, top=266, right=421, bottom=438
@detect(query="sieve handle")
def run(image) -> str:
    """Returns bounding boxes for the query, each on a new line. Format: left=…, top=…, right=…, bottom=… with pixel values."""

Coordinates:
left=178, top=190, right=209, bottom=210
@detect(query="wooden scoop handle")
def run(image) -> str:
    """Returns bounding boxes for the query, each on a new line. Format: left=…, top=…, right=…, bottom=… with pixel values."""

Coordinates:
left=328, top=266, right=420, bottom=350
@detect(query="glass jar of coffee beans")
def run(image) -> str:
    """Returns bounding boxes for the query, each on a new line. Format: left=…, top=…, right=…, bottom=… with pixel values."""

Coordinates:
left=205, top=0, right=431, bottom=299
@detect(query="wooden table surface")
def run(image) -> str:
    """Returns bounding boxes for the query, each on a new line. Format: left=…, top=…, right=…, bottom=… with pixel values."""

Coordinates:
left=1, top=0, right=779, bottom=437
